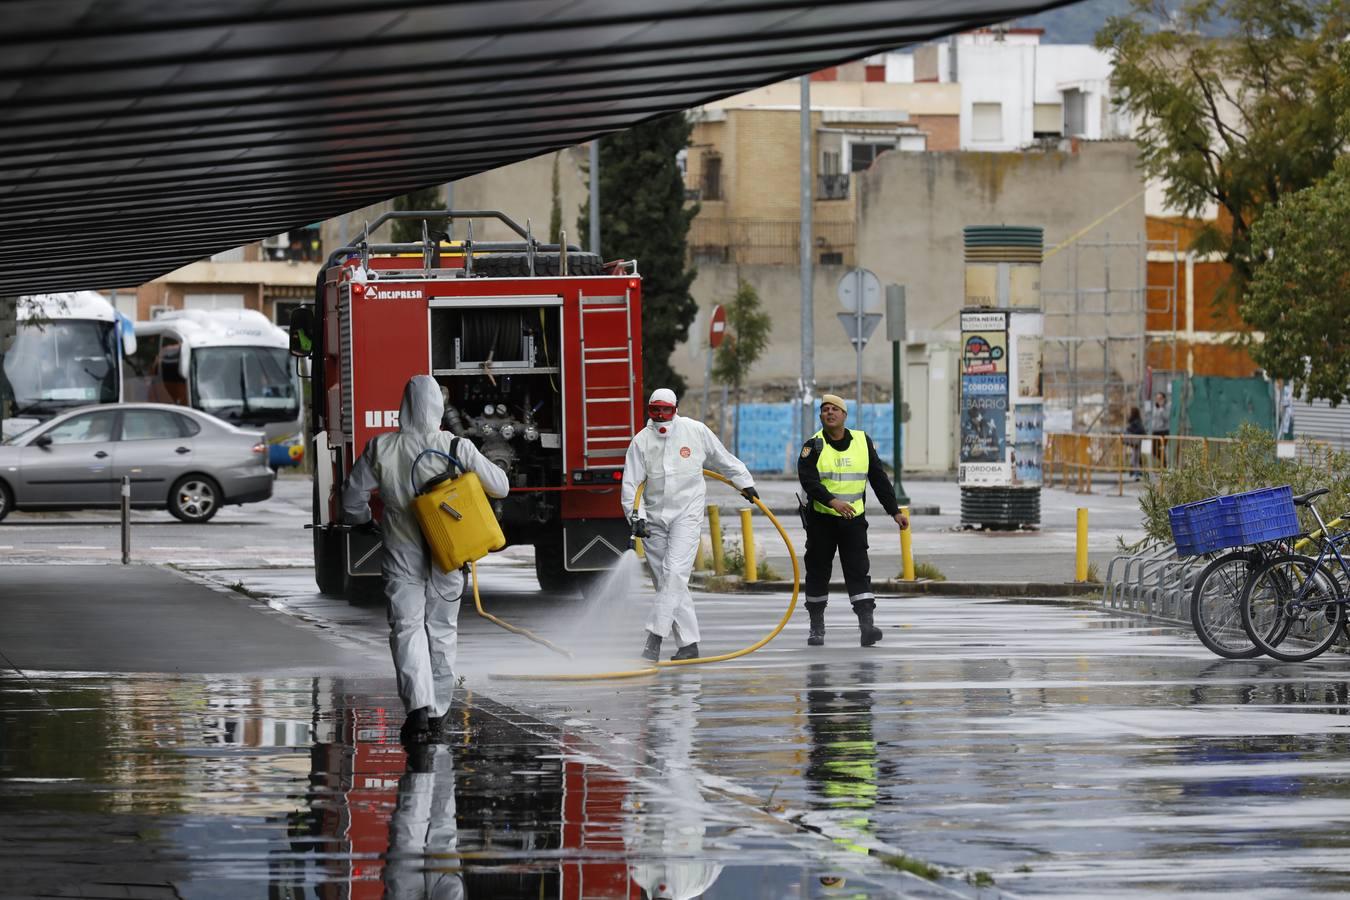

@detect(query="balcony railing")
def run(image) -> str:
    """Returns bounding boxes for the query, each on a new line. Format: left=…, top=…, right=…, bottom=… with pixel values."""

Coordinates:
left=817, top=173, right=850, bottom=200
left=687, top=218, right=855, bottom=266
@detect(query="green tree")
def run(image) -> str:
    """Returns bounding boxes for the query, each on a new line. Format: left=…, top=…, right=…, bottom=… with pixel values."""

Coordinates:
left=1098, top=0, right=1350, bottom=299
left=712, top=279, right=773, bottom=453
left=549, top=153, right=563, bottom=244
left=390, top=185, right=447, bottom=244
left=1245, top=156, right=1350, bottom=404
left=579, top=115, right=699, bottom=395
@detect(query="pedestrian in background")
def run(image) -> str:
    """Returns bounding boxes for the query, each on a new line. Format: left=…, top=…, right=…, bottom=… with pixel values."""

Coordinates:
left=797, top=394, right=908, bottom=648
left=1126, top=406, right=1145, bottom=479
left=1148, top=391, right=1171, bottom=468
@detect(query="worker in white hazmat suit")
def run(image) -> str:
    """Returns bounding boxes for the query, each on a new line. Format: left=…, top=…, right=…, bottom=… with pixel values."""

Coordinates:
left=383, top=742, right=464, bottom=900
left=621, top=388, right=756, bottom=662
left=343, top=375, right=509, bottom=744
left=628, top=679, right=724, bottom=899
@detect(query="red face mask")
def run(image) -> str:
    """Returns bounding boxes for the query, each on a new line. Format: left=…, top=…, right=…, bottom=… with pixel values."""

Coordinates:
left=647, top=403, right=676, bottom=423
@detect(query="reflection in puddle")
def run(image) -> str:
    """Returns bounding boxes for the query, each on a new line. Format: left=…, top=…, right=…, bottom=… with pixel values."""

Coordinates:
left=0, top=673, right=891, bottom=899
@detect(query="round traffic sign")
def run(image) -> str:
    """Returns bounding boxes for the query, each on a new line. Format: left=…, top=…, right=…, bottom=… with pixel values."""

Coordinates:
left=708, top=304, right=727, bottom=349
left=837, top=268, right=882, bottom=313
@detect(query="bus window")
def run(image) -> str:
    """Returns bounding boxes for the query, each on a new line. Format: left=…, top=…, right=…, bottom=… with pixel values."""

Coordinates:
left=191, top=346, right=298, bottom=425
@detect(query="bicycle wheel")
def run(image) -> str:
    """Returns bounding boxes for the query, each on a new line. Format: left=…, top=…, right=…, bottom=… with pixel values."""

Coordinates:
left=1191, top=550, right=1264, bottom=659
left=1240, top=554, right=1344, bottom=662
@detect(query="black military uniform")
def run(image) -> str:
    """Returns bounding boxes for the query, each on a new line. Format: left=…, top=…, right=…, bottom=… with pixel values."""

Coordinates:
left=798, top=426, right=900, bottom=647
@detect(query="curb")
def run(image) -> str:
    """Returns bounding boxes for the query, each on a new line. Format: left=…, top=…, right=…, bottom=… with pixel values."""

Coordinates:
left=758, top=504, right=941, bottom=517
left=691, top=574, right=1100, bottom=599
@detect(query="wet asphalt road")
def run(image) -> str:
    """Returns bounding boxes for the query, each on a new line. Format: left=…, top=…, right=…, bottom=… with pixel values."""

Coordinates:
left=6, top=555, right=1350, bottom=899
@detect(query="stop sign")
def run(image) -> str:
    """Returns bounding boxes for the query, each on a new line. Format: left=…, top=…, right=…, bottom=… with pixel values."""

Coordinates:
left=708, top=304, right=727, bottom=349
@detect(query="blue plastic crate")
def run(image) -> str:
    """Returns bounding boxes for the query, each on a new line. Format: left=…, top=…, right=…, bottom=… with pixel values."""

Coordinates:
left=1227, top=485, right=1299, bottom=545
left=1168, top=497, right=1226, bottom=556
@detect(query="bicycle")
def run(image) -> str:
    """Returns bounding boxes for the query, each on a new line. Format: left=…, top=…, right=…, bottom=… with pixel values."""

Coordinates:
left=1239, top=488, right=1350, bottom=662
left=1190, top=543, right=1288, bottom=659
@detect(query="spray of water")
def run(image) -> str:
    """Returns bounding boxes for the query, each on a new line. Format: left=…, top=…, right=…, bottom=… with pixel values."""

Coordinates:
left=478, top=549, right=654, bottom=678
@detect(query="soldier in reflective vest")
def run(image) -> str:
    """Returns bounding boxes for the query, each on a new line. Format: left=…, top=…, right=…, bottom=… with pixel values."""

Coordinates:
left=797, top=394, right=908, bottom=647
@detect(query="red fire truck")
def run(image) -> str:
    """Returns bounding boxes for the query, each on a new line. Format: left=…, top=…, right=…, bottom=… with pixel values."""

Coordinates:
left=292, top=210, right=643, bottom=599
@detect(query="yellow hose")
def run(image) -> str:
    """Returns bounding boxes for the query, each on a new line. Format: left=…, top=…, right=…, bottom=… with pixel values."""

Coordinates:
left=470, top=560, right=574, bottom=659
left=484, top=469, right=800, bottom=681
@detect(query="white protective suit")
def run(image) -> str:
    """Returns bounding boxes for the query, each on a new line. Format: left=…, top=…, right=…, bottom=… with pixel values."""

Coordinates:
left=383, top=742, right=465, bottom=900
left=620, top=413, right=752, bottom=646
left=628, top=679, right=724, bottom=899
left=343, top=375, right=509, bottom=719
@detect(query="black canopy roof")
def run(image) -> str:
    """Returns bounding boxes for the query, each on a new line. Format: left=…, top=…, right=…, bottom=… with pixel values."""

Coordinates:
left=4, top=1, right=1067, bottom=294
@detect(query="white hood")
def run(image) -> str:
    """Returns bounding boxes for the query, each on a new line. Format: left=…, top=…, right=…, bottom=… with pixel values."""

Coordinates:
left=399, top=374, right=445, bottom=435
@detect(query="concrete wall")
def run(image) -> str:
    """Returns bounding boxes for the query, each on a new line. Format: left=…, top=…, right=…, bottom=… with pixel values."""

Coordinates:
left=674, top=142, right=1147, bottom=427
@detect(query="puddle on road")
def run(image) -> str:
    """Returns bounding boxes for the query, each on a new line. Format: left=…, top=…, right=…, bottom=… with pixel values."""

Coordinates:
left=0, top=672, right=897, bottom=899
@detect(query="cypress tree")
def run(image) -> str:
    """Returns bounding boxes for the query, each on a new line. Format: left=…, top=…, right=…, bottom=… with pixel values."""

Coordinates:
left=579, top=115, right=699, bottom=395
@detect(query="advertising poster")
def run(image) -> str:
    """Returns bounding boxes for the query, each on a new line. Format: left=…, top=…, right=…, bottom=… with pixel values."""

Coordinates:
left=960, top=374, right=1007, bottom=463
left=1016, top=335, right=1042, bottom=398
left=1013, top=403, right=1044, bottom=485
left=961, top=332, right=1007, bottom=376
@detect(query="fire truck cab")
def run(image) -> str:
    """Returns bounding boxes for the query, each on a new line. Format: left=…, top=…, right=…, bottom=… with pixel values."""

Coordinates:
left=293, top=210, right=642, bottom=599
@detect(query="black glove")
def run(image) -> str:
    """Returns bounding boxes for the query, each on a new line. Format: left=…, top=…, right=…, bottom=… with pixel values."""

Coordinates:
left=354, top=519, right=382, bottom=538
left=631, top=518, right=650, bottom=540
left=741, top=486, right=760, bottom=503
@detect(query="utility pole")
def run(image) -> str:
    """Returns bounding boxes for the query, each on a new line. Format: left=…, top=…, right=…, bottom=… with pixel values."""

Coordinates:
left=589, top=141, right=601, bottom=256
left=799, top=74, right=815, bottom=441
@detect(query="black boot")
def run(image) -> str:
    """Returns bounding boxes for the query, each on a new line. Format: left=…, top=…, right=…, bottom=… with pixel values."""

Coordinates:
left=641, top=631, right=663, bottom=662
left=400, top=706, right=432, bottom=745
left=672, top=642, right=699, bottom=661
left=806, top=602, right=826, bottom=646
left=427, top=712, right=447, bottom=743
left=853, top=603, right=882, bottom=647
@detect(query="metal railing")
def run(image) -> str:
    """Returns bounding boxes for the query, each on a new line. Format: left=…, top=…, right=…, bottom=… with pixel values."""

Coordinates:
left=817, top=173, right=849, bottom=200
left=687, top=217, right=855, bottom=266
left=1044, top=433, right=1238, bottom=496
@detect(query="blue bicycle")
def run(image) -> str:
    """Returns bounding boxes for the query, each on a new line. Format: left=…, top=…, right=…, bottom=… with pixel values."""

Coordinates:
left=1239, top=489, right=1350, bottom=662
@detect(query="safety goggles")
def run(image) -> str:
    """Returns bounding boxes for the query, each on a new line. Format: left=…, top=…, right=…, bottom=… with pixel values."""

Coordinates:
left=647, top=403, right=676, bottom=423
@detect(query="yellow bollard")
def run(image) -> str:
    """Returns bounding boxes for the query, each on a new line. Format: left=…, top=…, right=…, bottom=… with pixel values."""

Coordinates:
left=1075, top=507, right=1089, bottom=582
left=708, top=505, right=725, bottom=575
left=695, top=536, right=707, bottom=572
left=740, top=507, right=757, bottom=583
left=899, top=505, right=915, bottom=581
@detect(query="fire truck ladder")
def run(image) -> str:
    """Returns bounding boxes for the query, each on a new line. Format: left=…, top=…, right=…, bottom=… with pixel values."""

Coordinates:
left=578, top=292, right=635, bottom=462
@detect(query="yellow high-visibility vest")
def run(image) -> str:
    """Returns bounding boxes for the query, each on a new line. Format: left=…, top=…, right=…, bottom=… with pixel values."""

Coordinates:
left=811, top=428, right=868, bottom=516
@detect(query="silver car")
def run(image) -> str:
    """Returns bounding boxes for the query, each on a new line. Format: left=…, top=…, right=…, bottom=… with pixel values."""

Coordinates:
left=0, top=403, right=274, bottom=523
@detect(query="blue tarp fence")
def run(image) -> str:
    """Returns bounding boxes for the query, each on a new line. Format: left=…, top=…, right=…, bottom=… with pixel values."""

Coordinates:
left=724, top=402, right=896, bottom=473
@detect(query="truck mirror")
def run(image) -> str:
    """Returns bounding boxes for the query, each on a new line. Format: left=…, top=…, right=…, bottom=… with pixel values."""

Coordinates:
left=289, top=307, right=315, bottom=358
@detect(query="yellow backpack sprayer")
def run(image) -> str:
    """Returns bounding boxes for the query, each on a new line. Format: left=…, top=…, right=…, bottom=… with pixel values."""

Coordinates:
left=410, top=443, right=505, bottom=573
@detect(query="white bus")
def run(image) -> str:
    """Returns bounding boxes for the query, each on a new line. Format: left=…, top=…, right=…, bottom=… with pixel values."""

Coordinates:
left=126, top=310, right=304, bottom=462
left=1, top=292, right=137, bottom=440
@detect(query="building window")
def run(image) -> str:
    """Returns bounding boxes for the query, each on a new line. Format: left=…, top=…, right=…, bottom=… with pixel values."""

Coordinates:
left=1063, top=89, right=1086, bottom=136
left=849, top=141, right=895, bottom=172
left=701, top=153, right=722, bottom=201
left=1033, top=103, right=1064, bottom=137
left=819, top=251, right=844, bottom=265
left=972, top=103, right=1003, bottom=142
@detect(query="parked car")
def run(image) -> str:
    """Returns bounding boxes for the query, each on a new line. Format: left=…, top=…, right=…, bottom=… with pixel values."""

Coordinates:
left=0, top=403, right=273, bottom=523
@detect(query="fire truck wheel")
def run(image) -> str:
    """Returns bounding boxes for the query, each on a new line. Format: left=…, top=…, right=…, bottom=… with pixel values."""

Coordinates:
left=314, top=525, right=346, bottom=596
left=472, top=252, right=604, bottom=278
left=534, top=540, right=585, bottom=595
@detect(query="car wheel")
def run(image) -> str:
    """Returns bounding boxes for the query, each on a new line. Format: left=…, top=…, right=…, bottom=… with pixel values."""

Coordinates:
left=0, top=479, right=12, bottom=523
left=169, top=475, right=220, bottom=523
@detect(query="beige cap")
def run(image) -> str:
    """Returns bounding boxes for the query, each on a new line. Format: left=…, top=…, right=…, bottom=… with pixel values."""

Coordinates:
left=820, top=393, right=848, bottom=414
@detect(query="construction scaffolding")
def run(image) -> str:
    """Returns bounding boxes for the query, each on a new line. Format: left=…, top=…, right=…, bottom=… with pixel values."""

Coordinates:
left=1040, top=232, right=1180, bottom=433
